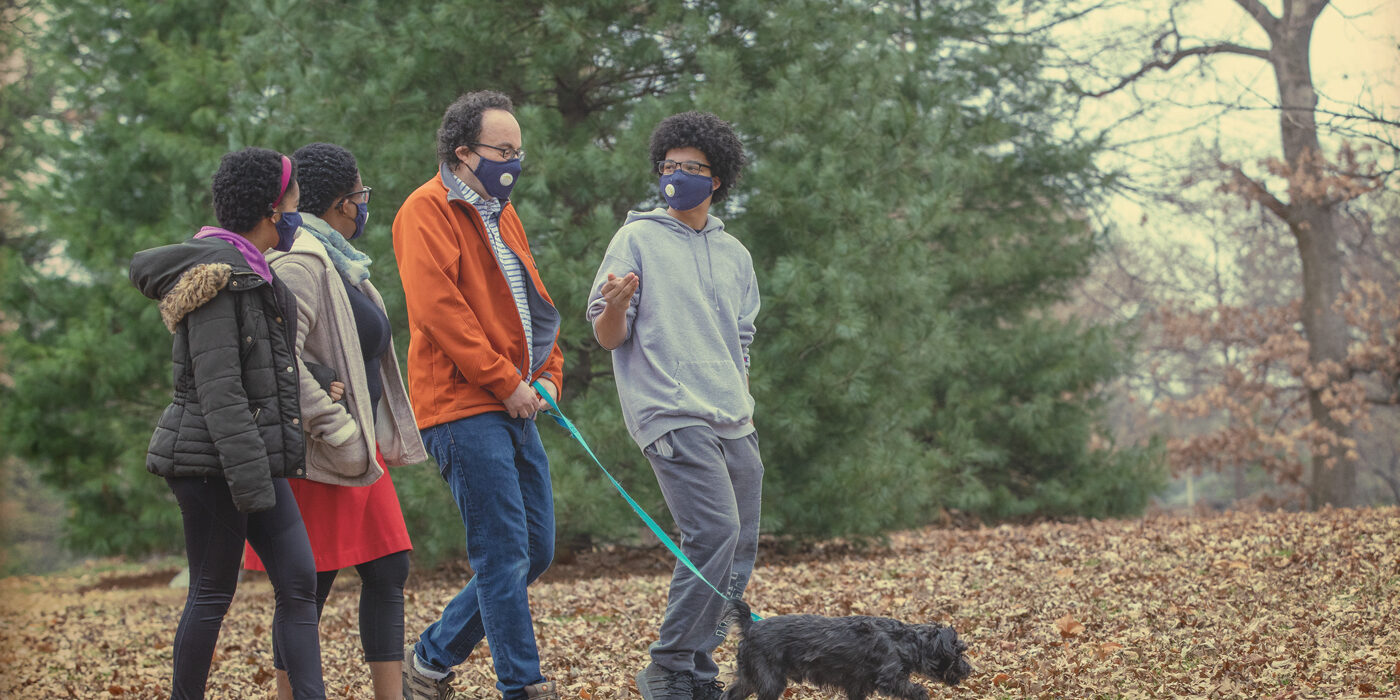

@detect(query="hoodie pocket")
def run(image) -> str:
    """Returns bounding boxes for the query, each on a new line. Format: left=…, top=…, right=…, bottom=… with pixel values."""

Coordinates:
left=672, top=360, right=749, bottom=425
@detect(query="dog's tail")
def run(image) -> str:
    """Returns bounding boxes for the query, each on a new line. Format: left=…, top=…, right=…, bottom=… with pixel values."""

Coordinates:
left=719, top=597, right=755, bottom=640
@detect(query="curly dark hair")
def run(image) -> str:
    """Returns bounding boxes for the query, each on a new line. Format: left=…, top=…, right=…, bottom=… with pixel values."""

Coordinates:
left=649, top=111, right=745, bottom=205
left=437, top=91, right=514, bottom=167
left=211, top=147, right=297, bottom=233
left=293, top=142, right=359, bottom=217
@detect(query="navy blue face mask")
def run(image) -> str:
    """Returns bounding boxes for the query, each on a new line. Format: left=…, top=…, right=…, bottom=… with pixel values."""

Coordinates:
left=659, top=170, right=715, bottom=211
left=273, top=211, right=302, bottom=252
left=471, top=156, right=522, bottom=201
left=350, top=201, right=368, bottom=240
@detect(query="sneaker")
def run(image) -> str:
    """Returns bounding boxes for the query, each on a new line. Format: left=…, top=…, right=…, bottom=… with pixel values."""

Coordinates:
left=402, top=646, right=456, bottom=700
left=693, top=678, right=725, bottom=700
left=524, top=680, right=560, bottom=700
left=635, top=663, right=696, bottom=700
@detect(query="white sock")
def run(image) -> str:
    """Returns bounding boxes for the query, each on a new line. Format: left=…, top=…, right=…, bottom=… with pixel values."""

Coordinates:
left=414, top=655, right=451, bottom=681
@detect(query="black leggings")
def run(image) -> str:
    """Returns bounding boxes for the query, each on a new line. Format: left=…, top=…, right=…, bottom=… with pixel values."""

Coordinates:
left=271, top=550, right=411, bottom=669
left=167, top=476, right=325, bottom=700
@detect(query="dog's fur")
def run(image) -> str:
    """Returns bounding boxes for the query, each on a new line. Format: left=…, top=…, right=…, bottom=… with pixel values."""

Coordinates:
left=718, top=599, right=972, bottom=700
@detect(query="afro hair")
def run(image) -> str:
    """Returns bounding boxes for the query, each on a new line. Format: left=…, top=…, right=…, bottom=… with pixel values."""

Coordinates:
left=211, top=147, right=296, bottom=233
left=293, top=142, right=359, bottom=217
left=437, top=91, right=514, bottom=167
left=649, top=111, right=745, bottom=205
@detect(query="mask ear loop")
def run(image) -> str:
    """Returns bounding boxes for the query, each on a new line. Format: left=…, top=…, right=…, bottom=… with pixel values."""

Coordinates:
left=270, top=155, right=292, bottom=213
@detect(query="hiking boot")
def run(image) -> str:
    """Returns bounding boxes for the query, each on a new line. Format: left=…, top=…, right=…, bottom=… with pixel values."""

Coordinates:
left=403, top=646, right=456, bottom=700
left=524, top=680, right=560, bottom=700
left=636, top=663, right=695, bottom=700
left=693, top=678, right=725, bottom=700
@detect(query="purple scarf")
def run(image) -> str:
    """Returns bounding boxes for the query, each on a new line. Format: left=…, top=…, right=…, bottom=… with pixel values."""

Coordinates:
left=194, top=227, right=272, bottom=282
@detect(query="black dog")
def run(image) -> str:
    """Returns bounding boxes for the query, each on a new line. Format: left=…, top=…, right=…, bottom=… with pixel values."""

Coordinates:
left=718, top=599, right=972, bottom=700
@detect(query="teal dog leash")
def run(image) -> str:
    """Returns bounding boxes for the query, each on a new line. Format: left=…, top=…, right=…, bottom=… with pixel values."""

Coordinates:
left=533, top=380, right=760, bottom=621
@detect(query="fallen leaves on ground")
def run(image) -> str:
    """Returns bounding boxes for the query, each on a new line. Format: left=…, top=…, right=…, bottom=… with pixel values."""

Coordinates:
left=2, top=507, right=1397, bottom=698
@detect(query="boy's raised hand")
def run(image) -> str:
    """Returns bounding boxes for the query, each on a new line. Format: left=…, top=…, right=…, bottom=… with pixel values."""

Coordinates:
left=600, top=272, right=639, bottom=309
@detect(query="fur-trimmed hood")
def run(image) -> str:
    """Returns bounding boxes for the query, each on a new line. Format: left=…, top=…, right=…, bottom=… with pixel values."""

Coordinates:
left=130, top=237, right=261, bottom=332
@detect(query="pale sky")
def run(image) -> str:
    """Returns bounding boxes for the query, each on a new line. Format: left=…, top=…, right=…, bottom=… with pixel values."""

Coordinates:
left=1046, top=0, right=1399, bottom=246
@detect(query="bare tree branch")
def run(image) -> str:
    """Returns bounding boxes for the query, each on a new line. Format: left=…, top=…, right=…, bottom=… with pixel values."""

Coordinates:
left=1075, top=36, right=1271, bottom=98
left=1231, top=0, right=1280, bottom=38
left=1298, top=0, right=1332, bottom=25
left=1220, top=162, right=1291, bottom=221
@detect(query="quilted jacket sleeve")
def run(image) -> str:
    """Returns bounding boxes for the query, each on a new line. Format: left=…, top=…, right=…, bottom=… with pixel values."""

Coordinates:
left=186, top=289, right=275, bottom=512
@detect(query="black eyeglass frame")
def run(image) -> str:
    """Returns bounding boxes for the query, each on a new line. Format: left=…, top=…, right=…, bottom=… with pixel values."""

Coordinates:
left=654, top=159, right=712, bottom=176
left=471, top=142, right=526, bottom=162
left=339, top=187, right=373, bottom=206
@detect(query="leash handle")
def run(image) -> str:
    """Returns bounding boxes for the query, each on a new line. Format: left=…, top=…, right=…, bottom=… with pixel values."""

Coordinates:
left=533, top=380, right=760, bottom=621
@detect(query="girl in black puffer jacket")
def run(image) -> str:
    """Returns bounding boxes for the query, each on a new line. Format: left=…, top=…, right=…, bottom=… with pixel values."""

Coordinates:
left=130, top=147, right=326, bottom=700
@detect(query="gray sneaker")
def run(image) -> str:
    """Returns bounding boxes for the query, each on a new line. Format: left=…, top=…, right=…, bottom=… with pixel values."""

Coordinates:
left=636, top=663, right=695, bottom=700
left=402, top=646, right=456, bottom=700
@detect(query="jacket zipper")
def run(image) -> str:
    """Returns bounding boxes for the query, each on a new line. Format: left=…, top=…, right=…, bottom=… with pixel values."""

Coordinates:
left=459, top=199, right=533, bottom=380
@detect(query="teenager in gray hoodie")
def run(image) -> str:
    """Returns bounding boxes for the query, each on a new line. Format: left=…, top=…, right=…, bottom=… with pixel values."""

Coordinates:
left=586, top=112, right=762, bottom=700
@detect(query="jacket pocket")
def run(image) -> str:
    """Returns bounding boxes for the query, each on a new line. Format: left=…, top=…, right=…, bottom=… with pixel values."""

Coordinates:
left=672, top=360, right=749, bottom=425
left=147, top=405, right=181, bottom=466
left=306, top=435, right=377, bottom=483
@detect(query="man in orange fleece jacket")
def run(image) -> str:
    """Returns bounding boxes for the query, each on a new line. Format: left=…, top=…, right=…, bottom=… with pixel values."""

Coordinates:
left=393, top=90, right=564, bottom=700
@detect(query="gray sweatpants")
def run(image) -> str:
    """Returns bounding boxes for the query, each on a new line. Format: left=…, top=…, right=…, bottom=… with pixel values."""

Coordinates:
left=645, top=426, right=763, bottom=681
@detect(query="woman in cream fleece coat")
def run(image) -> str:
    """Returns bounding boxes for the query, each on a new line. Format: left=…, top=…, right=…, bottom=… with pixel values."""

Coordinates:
left=244, top=142, right=427, bottom=700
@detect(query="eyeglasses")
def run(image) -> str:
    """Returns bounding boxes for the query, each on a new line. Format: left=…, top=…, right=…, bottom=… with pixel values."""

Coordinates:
left=655, top=159, right=712, bottom=176
left=340, top=187, right=372, bottom=205
left=472, top=143, right=525, bottom=161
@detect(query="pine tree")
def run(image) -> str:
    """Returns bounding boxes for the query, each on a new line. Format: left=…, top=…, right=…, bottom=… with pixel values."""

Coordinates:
left=1, top=0, right=1161, bottom=557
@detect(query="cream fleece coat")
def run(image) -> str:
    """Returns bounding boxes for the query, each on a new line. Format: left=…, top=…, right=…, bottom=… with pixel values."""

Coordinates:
left=268, top=219, right=427, bottom=485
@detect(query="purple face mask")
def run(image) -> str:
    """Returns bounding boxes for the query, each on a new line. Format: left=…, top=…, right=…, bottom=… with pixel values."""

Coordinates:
left=659, top=170, right=714, bottom=211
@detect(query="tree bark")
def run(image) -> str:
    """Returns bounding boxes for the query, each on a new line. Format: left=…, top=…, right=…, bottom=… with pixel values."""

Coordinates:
left=1254, top=0, right=1357, bottom=507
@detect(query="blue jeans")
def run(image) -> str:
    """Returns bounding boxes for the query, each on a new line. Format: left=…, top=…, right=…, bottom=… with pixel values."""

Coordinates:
left=416, top=413, right=555, bottom=699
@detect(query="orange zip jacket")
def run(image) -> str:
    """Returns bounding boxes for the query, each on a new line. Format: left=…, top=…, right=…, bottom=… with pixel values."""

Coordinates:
left=392, top=164, right=564, bottom=429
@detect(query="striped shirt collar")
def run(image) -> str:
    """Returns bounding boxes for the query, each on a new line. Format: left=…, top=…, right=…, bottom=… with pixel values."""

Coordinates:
left=449, top=170, right=503, bottom=219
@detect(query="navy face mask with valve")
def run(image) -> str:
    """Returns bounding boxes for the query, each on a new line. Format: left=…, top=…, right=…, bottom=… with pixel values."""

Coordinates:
left=273, top=211, right=302, bottom=252
left=659, top=170, right=714, bottom=211
left=472, top=156, right=522, bottom=201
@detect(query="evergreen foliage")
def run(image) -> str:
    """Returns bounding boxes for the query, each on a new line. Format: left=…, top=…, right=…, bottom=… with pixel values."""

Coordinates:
left=1, top=0, right=1162, bottom=560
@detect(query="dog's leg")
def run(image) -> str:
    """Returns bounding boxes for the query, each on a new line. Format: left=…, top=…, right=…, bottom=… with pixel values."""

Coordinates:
left=873, top=645, right=928, bottom=700
left=749, top=659, right=787, bottom=700
left=883, top=678, right=928, bottom=700
left=721, top=676, right=754, bottom=700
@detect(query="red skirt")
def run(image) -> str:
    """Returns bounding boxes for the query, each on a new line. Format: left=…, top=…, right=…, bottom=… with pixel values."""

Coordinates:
left=245, top=448, right=412, bottom=572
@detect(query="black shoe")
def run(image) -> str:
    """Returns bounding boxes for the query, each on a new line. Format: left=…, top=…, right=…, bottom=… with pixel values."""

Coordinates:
left=635, top=663, right=695, bottom=700
left=693, top=678, right=725, bottom=700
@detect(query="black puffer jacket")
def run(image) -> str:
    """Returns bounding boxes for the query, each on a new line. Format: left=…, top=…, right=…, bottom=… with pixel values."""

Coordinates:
left=130, top=237, right=306, bottom=512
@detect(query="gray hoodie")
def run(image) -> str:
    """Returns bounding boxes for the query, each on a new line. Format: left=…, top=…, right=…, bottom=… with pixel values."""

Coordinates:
left=587, top=208, right=759, bottom=450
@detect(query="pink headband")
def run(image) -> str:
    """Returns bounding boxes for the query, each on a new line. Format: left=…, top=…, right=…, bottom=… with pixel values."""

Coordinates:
left=271, top=155, right=292, bottom=208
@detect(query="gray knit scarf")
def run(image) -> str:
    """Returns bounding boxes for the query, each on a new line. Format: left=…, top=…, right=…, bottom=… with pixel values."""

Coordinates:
left=301, top=214, right=372, bottom=285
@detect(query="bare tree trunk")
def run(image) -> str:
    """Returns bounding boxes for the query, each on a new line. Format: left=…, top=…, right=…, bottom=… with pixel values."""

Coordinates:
left=1373, top=453, right=1400, bottom=505
left=1260, top=0, right=1357, bottom=508
left=1085, top=0, right=1371, bottom=508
